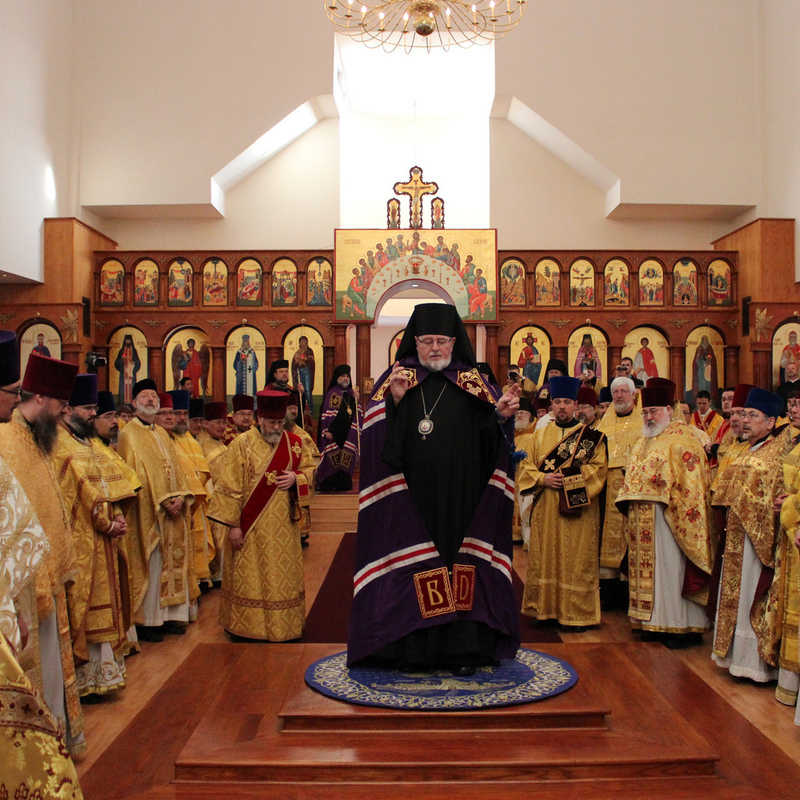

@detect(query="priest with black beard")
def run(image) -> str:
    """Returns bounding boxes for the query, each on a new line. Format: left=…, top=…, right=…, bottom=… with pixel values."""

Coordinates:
left=347, top=303, right=521, bottom=674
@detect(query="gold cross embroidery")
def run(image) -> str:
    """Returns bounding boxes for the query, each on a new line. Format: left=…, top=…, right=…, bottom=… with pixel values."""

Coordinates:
left=291, top=443, right=302, bottom=457
left=266, top=471, right=278, bottom=484
left=543, top=458, right=556, bottom=471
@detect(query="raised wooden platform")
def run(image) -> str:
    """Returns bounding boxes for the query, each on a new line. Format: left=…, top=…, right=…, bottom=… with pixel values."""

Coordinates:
left=81, top=641, right=800, bottom=798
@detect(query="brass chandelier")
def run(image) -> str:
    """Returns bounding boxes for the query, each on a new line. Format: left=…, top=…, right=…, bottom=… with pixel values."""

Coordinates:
left=324, top=1, right=527, bottom=52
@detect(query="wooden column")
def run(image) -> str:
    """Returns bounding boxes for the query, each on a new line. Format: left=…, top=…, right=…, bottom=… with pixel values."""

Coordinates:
left=751, top=344, right=771, bottom=389
left=62, top=342, right=81, bottom=367
left=297, top=267, right=307, bottom=306
left=323, top=345, right=335, bottom=391
left=149, top=346, right=163, bottom=389
left=486, top=324, right=499, bottom=380
left=463, top=324, right=476, bottom=357
left=333, top=324, right=348, bottom=367
left=95, top=345, right=110, bottom=391
left=266, top=346, right=283, bottom=373
left=608, top=346, right=623, bottom=375
left=356, top=324, right=371, bottom=390
left=552, top=345, right=568, bottom=367
left=724, top=345, right=740, bottom=389
left=669, top=345, right=685, bottom=399
left=525, top=264, right=535, bottom=308
left=212, top=346, right=226, bottom=401
left=193, top=263, right=203, bottom=306
left=630, top=264, right=640, bottom=307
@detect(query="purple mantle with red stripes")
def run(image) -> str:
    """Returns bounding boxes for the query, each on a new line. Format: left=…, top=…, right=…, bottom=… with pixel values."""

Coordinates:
left=346, top=358, right=521, bottom=666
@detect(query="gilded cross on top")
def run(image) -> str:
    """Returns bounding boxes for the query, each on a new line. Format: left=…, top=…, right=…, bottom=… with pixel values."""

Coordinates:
left=394, top=166, right=438, bottom=229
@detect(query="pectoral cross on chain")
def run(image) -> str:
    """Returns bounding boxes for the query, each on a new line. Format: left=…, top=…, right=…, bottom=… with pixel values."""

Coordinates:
left=394, top=166, right=438, bottom=229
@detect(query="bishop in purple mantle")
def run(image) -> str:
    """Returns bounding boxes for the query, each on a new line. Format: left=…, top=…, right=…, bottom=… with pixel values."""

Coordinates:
left=347, top=303, right=521, bottom=671
left=316, top=364, right=359, bottom=492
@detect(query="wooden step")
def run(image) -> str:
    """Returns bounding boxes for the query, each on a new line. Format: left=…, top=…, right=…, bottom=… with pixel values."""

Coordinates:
left=173, top=643, right=719, bottom=785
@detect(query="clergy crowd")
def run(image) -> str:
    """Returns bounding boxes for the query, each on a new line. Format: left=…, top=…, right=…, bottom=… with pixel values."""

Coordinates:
left=512, top=355, right=800, bottom=728
left=0, top=330, right=365, bottom=792
left=3, top=313, right=800, bottom=796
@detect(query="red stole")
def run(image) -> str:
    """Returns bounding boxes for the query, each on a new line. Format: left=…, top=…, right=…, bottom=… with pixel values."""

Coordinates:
left=692, top=409, right=718, bottom=433
left=240, top=431, right=301, bottom=535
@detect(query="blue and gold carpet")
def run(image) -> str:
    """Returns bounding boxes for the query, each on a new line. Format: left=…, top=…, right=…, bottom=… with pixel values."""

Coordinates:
left=305, top=648, right=577, bottom=710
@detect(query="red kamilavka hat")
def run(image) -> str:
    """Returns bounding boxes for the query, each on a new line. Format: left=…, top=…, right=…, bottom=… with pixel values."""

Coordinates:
left=642, top=377, right=676, bottom=408
left=157, top=392, right=174, bottom=409
left=204, top=401, right=228, bottom=421
left=256, top=389, right=289, bottom=420
left=232, top=394, right=254, bottom=412
left=22, top=352, right=78, bottom=401
left=732, top=383, right=757, bottom=408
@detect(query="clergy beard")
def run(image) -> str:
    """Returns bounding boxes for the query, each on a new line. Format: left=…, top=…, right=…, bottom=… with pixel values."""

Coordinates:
left=173, top=418, right=188, bottom=435
left=261, top=430, right=281, bottom=445
left=67, top=415, right=94, bottom=439
left=135, top=399, right=157, bottom=421
left=613, top=400, right=633, bottom=415
left=642, top=418, right=670, bottom=439
left=419, top=354, right=452, bottom=372
left=31, top=411, right=59, bottom=454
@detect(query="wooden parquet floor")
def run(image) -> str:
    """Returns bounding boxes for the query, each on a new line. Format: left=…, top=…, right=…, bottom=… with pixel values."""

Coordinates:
left=76, top=492, right=800, bottom=798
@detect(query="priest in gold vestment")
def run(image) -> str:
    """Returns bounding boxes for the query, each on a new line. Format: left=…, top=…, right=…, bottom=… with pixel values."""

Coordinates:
left=0, top=352, right=86, bottom=757
left=596, top=377, right=642, bottom=598
left=712, top=388, right=791, bottom=680
left=616, top=379, right=713, bottom=643
left=208, top=390, right=315, bottom=640
left=167, top=389, right=216, bottom=587
left=519, top=376, right=608, bottom=628
left=285, top=389, right=321, bottom=547
left=53, top=374, right=139, bottom=696
left=774, top=391, right=800, bottom=723
left=512, top=397, right=537, bottom=548
left=118, top=379, right=195, bottom=640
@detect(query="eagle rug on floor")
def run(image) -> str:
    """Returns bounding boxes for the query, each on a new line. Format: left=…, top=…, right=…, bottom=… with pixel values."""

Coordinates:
left=305, top=648, right=577, bottom=710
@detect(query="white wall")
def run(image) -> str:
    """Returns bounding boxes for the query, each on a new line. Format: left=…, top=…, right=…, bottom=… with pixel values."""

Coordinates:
left=491, top=119, right=720, bottom=249
left=0, top=0, right=75, bottom=281
left=100, top=119, right=339, bottom=250
left=760, top=0, right=800, bottom=278
left=495, top=0, right=761, bottom=210
left=75, top=0, right=333, bottom=210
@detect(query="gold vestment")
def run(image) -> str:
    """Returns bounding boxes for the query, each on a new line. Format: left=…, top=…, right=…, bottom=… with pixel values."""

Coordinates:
left=172, top=430, right=215, bottom=585
left=0, top=635, right=83, bottom=799
left=208, top=428, right=316, bottom=640
left=616, top=421, right=713, bottom=624
left=117, top=417, right=194, bottom=619
left=518, top=421, right=608, bottom=626
left=512, top=423, right=537, bottom=542
left=0, top=453, right=48, bottom=653
left=0, top=409, right=85, bottom=757
left=52, top=426, right=137, bottom=674
left=711, top=426, right=793, bottom=664
left=596, top=404, right=642, bottom=570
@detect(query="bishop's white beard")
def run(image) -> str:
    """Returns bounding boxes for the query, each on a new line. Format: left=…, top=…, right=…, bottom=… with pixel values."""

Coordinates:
left=135, top=399, right=157, bottom=420
left=261, top=429, right=282, bottom=445
left=642, top=418, right=670, bottom=438
left=613, top=400, right=633, bottom=415
left=419, top=354, right=452, bottom=372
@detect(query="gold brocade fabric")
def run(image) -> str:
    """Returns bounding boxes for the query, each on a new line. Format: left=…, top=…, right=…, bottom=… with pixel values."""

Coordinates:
left=693, top=409, right=725, bottom=440
left=712, top=434, right=748, bottom=492
left=290, top=425, right=322, bottom=535
left=117, top=418, right=194, bottom=617
left=512, top=424, right=537, bottom=541
left=616, top=421, right=713, bottom=622
left=711, top=427, right=793, bottom=662
left=208, top=428, right=317, bottom=640
left=51, top=427, right=137, bottom=663
left=0, top=454, right=49, bottom=653
left=173, top=431, right=215, bottom=585
left=518, top=421, right=608, bottom=626
left=773, top=439, right=800, bottom=672
left=0, top=410, right=75, bottom=619
left=596, top=406, right=642, bottom=569
left=0, top=635, right=83, bottom=799
left=197, top=430, right=227, bottom=465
